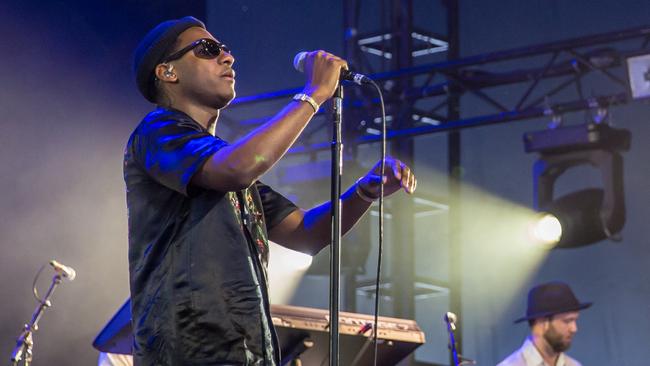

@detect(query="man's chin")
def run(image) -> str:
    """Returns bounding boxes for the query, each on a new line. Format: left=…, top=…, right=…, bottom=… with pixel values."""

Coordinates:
left=551, top=341, right=571, bottom=353
left=214, top=92, right=236, bottom=110
left=544, top=332, right=572, bottom=353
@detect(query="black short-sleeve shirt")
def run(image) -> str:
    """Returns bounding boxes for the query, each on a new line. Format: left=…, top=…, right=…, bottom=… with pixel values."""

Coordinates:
left=124, top=107, right=297, bottom=365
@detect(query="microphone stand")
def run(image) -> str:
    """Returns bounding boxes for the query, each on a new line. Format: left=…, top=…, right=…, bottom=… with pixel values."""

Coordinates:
left=328, top=84, right=344, bottom=366
left=445, top=317, right=460, bottom=366
left=11, top=274, right=63, bottom=366
left=445, top=312, right=476, bottom=366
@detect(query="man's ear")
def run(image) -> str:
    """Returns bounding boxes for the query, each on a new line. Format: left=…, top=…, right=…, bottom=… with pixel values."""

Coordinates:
left=155, top=63, right=177, bottom=82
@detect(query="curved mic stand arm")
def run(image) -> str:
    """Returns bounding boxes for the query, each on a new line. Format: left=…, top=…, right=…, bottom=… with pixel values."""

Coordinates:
left=10, top=275, right=63, bottom=366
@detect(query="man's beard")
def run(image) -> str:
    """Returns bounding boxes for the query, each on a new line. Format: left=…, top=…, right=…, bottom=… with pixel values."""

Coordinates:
left=543, top=324, right=572, bottom=353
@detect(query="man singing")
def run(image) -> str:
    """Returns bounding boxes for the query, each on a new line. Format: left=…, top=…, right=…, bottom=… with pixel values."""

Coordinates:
left=497, top=282, right=591, bottom=366
left=125, top=16, right=416, bottom=365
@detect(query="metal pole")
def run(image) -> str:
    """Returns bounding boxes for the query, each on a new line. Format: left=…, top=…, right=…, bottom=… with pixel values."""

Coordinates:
left=329, top=85, right=344, bottom=366
left=446, top=0, right=463, bottom=364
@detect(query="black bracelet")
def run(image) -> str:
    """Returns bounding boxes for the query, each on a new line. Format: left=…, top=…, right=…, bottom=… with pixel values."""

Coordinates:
left=355, top=179, right=379, bottom=202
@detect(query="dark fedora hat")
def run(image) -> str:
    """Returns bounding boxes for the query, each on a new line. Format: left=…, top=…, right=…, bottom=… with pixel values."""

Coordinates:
left=515, top=281, right=592, bottom=323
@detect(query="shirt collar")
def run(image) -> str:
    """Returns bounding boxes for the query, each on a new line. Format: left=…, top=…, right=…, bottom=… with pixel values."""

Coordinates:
left=521, top=337, right=567, bottom=366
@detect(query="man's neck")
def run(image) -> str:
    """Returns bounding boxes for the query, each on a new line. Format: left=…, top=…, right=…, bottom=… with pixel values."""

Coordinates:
left=531, top=335, right=560, bottom=366
left=168, top=99, right=219, bottom=130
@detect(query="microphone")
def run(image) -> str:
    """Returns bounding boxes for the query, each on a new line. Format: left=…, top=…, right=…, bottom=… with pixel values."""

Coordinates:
left=293, top=51, right=372, bottom=85
left=50, top=260, right=76, bottom=281
left=444, top=312, right=457, bottom=331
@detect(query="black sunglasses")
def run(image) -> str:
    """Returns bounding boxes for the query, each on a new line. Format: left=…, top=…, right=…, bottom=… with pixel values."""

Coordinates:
left=162, top=38, right=230, bottom=63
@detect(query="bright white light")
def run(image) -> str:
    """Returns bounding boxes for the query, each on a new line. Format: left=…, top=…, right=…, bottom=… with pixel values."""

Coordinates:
left=530, top=213, right=562, bottom=246
left=271, top=243, right=313, bottom=271
left=267, top=242, right=313, bottom=303
left=291, top=250, right=313, bottom=271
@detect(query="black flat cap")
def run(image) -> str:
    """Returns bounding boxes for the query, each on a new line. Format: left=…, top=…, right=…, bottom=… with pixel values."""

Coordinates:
left=133, top=16, right=205, bottom=103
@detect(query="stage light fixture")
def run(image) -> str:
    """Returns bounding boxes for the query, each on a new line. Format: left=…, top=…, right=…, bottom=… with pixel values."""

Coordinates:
left=529, top=213, right=562, bottom=246
left=524, top=122, right=630, bottom=248
left=626, top=53, right=650, bottom=100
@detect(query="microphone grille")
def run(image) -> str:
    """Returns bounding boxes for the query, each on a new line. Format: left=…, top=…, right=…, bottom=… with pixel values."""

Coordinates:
left=293, top=51, right=308, bottom=72
left=445, top=312, right=457, bottom=323
left=67, top=268, right=77, bottom=281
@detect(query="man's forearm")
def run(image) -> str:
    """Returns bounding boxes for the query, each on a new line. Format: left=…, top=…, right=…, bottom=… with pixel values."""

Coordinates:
left=193, top=100, right=317, bottom=191
left=293, top=183, right=373, bottom=255
left=269, top=156, right=415, bottom=255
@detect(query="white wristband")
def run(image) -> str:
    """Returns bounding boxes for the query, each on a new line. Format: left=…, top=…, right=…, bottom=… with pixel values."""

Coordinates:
left=293, top=93, right=319, bottom=113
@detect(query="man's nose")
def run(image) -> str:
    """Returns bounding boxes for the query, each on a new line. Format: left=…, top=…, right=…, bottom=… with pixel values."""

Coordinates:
left=219, top=50, right=235, bottom=66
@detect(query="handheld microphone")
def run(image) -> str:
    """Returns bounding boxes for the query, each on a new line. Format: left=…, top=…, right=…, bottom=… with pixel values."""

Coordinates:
left=50, top=260, right=76, bottom=281
left=293, top=51, right=372, bottom=85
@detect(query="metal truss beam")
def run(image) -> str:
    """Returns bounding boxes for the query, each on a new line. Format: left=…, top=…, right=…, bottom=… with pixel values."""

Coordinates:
left=228, top=24, right=650, bottom=154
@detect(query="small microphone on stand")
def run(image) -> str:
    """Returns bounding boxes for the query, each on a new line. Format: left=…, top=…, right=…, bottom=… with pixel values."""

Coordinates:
left=444, top=312, right=457, bottom=331
left=49, top=260, right=76, bottom=281
left=443, top=311, right=477, bottom=366
left=444, top=311, right=460, bottom=366
left=12, top=261, right=75, bottom=365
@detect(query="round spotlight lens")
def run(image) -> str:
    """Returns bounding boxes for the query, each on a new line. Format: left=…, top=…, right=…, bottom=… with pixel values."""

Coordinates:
left=531, top=213, right=562, bottom=245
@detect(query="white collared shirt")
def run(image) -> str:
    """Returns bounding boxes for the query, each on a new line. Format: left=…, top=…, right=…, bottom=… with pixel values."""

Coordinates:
left=497, top=337, right=582, bottom=366
left=98, top=352, right=133, bottom=366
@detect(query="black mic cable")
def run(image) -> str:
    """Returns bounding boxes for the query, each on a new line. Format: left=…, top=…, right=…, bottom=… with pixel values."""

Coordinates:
left=368, top=78, right=386, bottom=366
